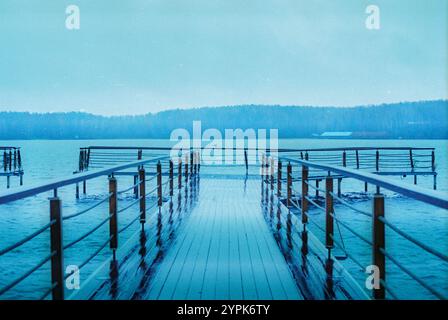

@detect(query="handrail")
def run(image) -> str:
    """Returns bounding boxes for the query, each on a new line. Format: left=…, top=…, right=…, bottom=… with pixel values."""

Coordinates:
left=0, top=221, right=54, bottom=256
left=282, top=157, right=448, bottom=209
left=265, top=153, right=447, bottom=299
left=0, top=155, right=169, bottom=204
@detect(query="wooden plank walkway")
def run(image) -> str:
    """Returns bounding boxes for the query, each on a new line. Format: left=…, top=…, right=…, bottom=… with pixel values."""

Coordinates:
left=140, top=178, right=303, bottom=300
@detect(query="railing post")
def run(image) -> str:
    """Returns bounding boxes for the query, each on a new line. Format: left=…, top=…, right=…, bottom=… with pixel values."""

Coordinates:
left=139, top=166, right=146, bottom=226
left=409, top=149, right=414, bottom=172
left=190, top=151, right=194, bottom=177
left=375, top=150, right=380, bottom=172
left=244, top=148, right=248, bottom=174
left=157, top=161, right=162, bottom=206
left=178, top=159, right=182, bottom=189
left=50, top=197, right=64, bottom=300
left=286, top=163, right=292, bottom=207
left=372, top=193, right=385, bottom=300
left=133, top=175, right=138, bottom=198
left=270, top=157, right=274, bottom=190
left=169, top=160, right=174, bottom=196
left=277, top=160, right=282, bottom=197
left=302, top=165, right=308, bottom=224
left=356, top=150, right=360, bottom=169
left=325, top=177, right=334, bottom=250
left=109, top=177, right=118, bottom=254
left=342, top=151, right=347, bottom=167
left=185, top=154, right=189, bottom=183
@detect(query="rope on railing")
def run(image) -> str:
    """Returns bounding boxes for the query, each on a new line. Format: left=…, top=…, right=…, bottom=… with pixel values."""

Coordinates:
left=304, top=195, right=326, bottom=213
left=380, top=279, right=399, bottom=300
left=380, top=248, right=447, bottom=300
left=118, top=212, right=142, bottom=234
left=77, top=236, right=113, bottom=272
left=329, top=192, right=372, bottom=217
left=379, top=216, right=448, bottom=263
left=328, top=234, right=365, bottom=273
left=116, top=196, right=143, bottom=214
left=304, top=180, right=326, bottom=194
left=329, top=212, right=373, bottom=246
left=289, top=199, right=326, bottom=234
left=0, top=221, right=54, bottom=256
left=39, top=282, right=58, bottom=300
left=117, top=180, right=142, bottom=194
left=0, top=251, right=56, bottom=296
left=145, top=186, right=159, bottom=198
left=63, top=193, right=112, bottom=220
left=63, top=214, right=113, bottom=250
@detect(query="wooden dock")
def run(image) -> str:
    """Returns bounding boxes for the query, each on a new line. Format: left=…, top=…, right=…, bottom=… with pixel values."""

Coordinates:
left=0, top=148, right=447, bottom=300
left=140, top=179, right=302, bottom=300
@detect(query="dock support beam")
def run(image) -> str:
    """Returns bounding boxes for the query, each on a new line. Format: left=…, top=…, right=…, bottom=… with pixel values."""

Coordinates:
left=373, top=193, right=385, bottom=300
left=286, top=163, right=292, bottom=207
left=139, top=167, right=146, bottom=227
left=50, top=197, right=64, bottom=300
left=302, top=165, right=308, bottom=224
left=325, top=177, right=334, bottom=251
left=109, top=177, right=118, bottom=259
left=277, top=161, right=282, bottom=197
left=157, top=162, right=162, bottom=207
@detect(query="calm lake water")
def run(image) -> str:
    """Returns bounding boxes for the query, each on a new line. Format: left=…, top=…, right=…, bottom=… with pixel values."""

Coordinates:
left=0, top=139, right=447, bottom=299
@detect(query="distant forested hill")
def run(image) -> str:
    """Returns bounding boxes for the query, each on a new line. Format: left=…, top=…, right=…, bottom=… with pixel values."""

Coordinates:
left=0, top=100, right=447, bottom=139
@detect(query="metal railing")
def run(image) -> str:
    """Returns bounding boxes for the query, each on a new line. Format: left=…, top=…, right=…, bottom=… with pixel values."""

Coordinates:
left=262, top=153, right=448, bottom=300
left=0, top=151, right=201, bottom=300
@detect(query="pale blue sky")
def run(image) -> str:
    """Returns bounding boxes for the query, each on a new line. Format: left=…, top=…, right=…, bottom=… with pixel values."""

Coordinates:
left=0, top=0, right=447, bottom=115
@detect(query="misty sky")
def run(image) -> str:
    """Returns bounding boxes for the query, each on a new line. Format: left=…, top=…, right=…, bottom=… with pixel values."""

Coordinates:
left=0, top=0, right=447, bottom=115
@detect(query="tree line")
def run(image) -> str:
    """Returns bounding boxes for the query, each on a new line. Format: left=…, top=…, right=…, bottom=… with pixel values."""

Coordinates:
left=0, top=100, right=446, bottom=139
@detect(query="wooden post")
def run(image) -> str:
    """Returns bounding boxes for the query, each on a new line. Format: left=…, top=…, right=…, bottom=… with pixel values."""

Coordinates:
left=325, top=178, right=334, bottom=249
left=82, top=180, right=86, bottom=195
left=409, top=149, right=414, bottom=172
left=270, top=157, right=274, bottom=190
left=373, top=193, right=385, bottom=300
left=185, top=154, right=189, bottom=183
left=261, top=155, right=265, bottom=183
left=364, top=182, right=368, bottom=192
left=375, top=150, right=380, bottom=172
left=431, top=150, right=435, bottom=172
left=286, top=163, right=292, bottom=207
left=244, top=149, right=248, bottom=174
left=277, top=161, right=282, bottom=197
left=139, top=167, right=146, bottom=226
left=337, top=178, right=342, bottom=197
left=342, top=151, right=347, bottom=167
left=137, top=149, right=142, bottom=160
left=178, top=159, right=182, bottom=189
left=133, top=175, right=138, bottom=198
left=356, top=150, right=360, bottom=169
left=109, top=177, right=118, bottom=252
left=190, top=151, right=194, bottom=177
left=50, top=197, right=64, bottom=300
left=315, top=180, right=320, bottom=198
left=6, top=176, right=10, bottom=189
left=157, top=161, right=162, bottom=206
left=169, top=160, right=174, bottom=196
left=302, top=166, right=309, bottom=224
left=75, top=183, right=79, bottom=199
